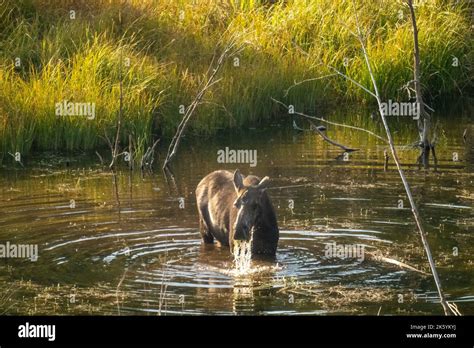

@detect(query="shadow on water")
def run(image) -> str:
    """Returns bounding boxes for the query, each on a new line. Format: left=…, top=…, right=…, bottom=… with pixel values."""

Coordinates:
left=0, top=109, right=472, bottom=315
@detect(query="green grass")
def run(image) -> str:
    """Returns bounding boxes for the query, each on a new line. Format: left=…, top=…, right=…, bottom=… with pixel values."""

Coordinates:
left=0, top=0, right=472, bottom=164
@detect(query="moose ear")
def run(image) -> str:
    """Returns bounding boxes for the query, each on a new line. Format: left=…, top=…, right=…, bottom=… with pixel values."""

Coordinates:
left=257, top=176, right=270, bottom=190
left=233, top=169, right=244, bottom=191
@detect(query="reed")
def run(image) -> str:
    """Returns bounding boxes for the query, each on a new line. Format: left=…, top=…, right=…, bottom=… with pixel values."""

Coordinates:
left=0, top=0, right=471, bottom=163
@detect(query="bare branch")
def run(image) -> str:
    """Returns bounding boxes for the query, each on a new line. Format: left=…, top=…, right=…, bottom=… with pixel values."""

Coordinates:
left=284, top=74, right=337, bottom=97
left=328, top=66, right=377, bottom=98
left=95, top=151, right=104, bottom=166
left=163, top=35, right=240, bottom=169
left=141, top=138, right=160, bottom=170
left=351, top=0, right=454, bottom=316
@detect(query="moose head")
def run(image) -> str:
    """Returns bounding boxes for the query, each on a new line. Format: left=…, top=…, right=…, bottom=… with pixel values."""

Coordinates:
left=232, top=169, right=270, bottom=241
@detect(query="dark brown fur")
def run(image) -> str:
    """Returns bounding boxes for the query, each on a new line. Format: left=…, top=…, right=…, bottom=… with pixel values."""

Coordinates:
left=195, top=169, right=279, bottom=256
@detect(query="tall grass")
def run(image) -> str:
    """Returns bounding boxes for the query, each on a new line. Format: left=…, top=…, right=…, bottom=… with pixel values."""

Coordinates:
left=0, top=0, right=471, bottom=164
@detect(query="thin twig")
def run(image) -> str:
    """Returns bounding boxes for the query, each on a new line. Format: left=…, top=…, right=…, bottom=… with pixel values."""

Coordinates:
left=163, top=35, right=241, bottom=169
left=284, top=73, right=337, bottom=97
left=140, top=138, right=160, bottom=170
left=95, top=151, right=104, bottom=166
left=328, top=65, right=377, bottom=98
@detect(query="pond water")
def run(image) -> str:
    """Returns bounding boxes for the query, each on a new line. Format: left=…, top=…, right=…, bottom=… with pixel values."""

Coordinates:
left=0, top=109, right=472, bottom=315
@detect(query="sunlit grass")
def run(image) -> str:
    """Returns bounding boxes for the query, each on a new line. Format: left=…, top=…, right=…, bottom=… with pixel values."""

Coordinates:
left=0, top=0, right=471, bottom=163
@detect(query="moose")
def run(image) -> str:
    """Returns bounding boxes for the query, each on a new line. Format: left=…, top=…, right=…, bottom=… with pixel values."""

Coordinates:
left=195, top=169, right=279, bottom=256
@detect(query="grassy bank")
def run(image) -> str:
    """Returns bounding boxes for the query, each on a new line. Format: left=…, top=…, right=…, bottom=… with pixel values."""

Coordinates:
left=0, top=0, right=472, bottom=164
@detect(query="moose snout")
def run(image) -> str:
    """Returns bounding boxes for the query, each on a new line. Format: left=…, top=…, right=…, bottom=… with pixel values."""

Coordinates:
left=234, top=224, right=251, bottom=241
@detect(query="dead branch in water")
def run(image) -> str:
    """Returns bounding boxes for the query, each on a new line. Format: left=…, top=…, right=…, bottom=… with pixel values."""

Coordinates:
left=163, top=34, right=242, bottom=169
left=349, top=1, right=454, bottom=315
left=366, top=252, right=429, bottom=276
left=308, top=121, right=357, bottom=152
left=272, top=97, right=358, bottom=152
left=280, top=102, right=357, bottom=151
left=271, top=97, right=388, bottom=143
left=407, top=0, right=434, bottom=169
left=140, top=138, right=161, bottom=170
